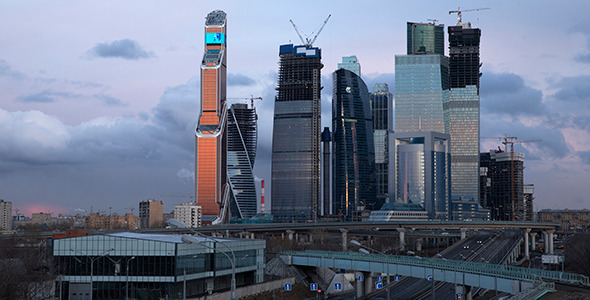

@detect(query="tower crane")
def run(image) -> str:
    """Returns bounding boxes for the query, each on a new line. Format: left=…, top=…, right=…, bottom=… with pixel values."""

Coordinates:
left=484, top=136, right=541, bottom=221
left=227, top=96, right=262, bottom=109
left=449, top=7, right=490, bottom=25
left=289, top=14, right=331, bottom=47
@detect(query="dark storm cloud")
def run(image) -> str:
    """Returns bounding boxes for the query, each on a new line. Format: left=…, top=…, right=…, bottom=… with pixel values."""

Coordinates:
left=480, top=72, right=545, bottom=117
left=227, top=73, right=256, bottom=86
left=552, top=75, right=590, bottom=105
left=87, top=39, right=154, bottom=60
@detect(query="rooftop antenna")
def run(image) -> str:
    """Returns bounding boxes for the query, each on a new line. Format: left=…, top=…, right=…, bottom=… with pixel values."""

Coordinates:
left=289, top=14, right=331, bottom=47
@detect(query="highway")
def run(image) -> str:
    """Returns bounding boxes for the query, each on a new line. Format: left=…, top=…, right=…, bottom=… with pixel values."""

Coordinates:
left=359, top=229, right=523, bottom=300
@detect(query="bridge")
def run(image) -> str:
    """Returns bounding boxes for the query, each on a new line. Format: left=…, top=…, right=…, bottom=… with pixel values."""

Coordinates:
left=280, top=250, right=588, bottom=298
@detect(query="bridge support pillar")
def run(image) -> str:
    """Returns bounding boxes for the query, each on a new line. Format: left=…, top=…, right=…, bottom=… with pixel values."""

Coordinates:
left=460, top=228, right=467, bottom=240
left=287, top=230, right=294, bottom=241
left=250, top=232, right=255, bottom=239
left=363, top=272, right=373, bottom=296
left=524, top=229, right=530, bottom=259
left=456, top=285, right=472, bottom=300
left=341, top=229, right=348, bottom=251
left=546, top=229, right=555, bottom=254
left=416, top=238, right=423, bottom=252
left=530, top=232, right=537, bottom=251
left=355, top=271, right=364, bottom=298
left=309, top=233, right=313, bottom=244
left=397, top=228, right=406, bottom=251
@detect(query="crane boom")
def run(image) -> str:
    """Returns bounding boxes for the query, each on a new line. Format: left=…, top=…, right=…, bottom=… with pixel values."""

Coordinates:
left=309, top=14, right=331, bottom=46
left=449, top=7, right=490, bottom=25
left=289, top=15, right=331, bottom=47
left=289, top=19, right=306, bottom=45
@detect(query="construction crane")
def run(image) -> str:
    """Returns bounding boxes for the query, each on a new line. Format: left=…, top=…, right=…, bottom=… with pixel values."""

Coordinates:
left=426, top=18, right=439, bottom=25
left=289, top=14, right=331, bottom=47
left=449, top=7, right=490, bottom=25
left=124, top=207, right=135, bottom=215
left=227, top=96, right=262, bottom=109
left=484, top=136, right=541, bottom=221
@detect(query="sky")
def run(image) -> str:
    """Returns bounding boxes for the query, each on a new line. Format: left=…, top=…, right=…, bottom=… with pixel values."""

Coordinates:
left=1, top=1, right=589, bottom=216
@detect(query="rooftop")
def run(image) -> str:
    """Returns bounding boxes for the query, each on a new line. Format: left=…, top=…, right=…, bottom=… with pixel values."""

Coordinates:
left=206, top=10, right=226, bottom=26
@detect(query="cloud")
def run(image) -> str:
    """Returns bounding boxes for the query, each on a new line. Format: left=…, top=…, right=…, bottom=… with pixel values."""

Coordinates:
left=17, top=92, right=56, bottom=103
left=575, top=53, right=590, bottom=63
left=0, top=59, right=25, bottom=79
left=552, top=75, right=590, bottom=105
left=87, top=39, right=154, bottom=60
left=227, top=73, right=256, bottom=86
left=579, top=151, right=590, bottom=165
left=94, top=94, right=125, bottom=106
left=480, top=72, right=545, bottom=117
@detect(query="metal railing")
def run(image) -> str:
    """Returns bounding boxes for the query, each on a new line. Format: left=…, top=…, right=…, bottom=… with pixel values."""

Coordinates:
left=509, top=281, right=555, bottom=300
left=281, top=250, right=589, bottom=286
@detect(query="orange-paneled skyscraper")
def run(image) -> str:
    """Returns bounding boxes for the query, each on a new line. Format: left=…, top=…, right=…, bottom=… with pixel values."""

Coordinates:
left=196, top=10, right=228, bottom=223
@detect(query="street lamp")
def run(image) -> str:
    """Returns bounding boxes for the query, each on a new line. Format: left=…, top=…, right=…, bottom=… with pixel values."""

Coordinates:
left=166, top=219, right=237, bottom=300
left=350, top=240, right=390, bottom=300
left=126, top=256, right=135, bottom=300
left=71, top=248, right=114, bottom=300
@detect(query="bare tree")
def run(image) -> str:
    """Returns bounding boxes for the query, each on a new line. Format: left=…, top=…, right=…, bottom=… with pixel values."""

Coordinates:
left=565, top=232, right=590, bottom=276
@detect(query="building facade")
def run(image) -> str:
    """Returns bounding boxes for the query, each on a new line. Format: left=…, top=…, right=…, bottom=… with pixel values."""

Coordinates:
left=337, top=55, right=361, bottom=76
left=0, top=199, right=12, bottom=231
left=538, top=209, right=590, bottom=231
left=370, top=84, right=393, bottom=205
left=445, top=24, right=482, bottom=204
left=139, top=199, right=163, bottom=229
left=53, top=232, right=265, bottom=299
left=390, top=131, right=450, bottom=219
left=524, top=184, right=534, bottom=221
left=196, top=10, right=229, bottom=222
left=479, top=150, right=525, bottom=221
left=407, top=22, right=445, bottom=55
left=86, top=213, right=138, bottom=230
left=332, top=66, right=376, bottom=220
left=174, top=203, right=202, bottom=228
left=227, top=103, right=258, bottom=220
left=271, top=44, right=322, bottom=223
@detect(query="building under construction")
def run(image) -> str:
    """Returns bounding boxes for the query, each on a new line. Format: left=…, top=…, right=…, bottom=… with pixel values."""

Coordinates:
left=479, top=150, right=526, bottom=221
left=271, top=44, right=323, bottom=223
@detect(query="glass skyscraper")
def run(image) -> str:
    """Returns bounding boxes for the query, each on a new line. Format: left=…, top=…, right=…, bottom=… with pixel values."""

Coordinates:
left=446, top=24, right=482, bottom=204
left=370, top=84, right=393, bottom=205
left=227, top=103, right=258, bottom=220
left=394, top=54, right=449, bottom=133
left=337, top=55, right=361, bottom=77
left=271, top=44, right=322, bottom=223
left=196, top=10, right=228, bottom=222
left=332, top=66, right=376, bottom=219
left=407, top=22, right=445, bottom=55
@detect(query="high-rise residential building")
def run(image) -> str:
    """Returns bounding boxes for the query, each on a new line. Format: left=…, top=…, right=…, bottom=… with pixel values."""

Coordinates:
left=321, top=127, right=331, bottom=216
left=445, top=23, right=482, bottom=204
left=394, top=54, right=449, bottom=133
left=407, top=22, right=444, bottom=55
left=524, top=184, right=534, bottom=222
left=196, top=10, right=228, bottom=223
left=0, top=199, right=12, bottom=231
left=479, top=150, right=525, bottom=221
left=332, top=61, right=376, bottom=220
left=227, top=103, right=258, bottom=220
left=391, top=131, right=450, bottom=219
left=174, top=203, right=202, bottom=228
left=139, top=199, right=163, bottom=229
left=337, top=55, right=361, bottom=76
left=86, top=213, right=138, bottom=230
left=271, top=44, right=322, bottom=223
left=370, top=84, right=393, bottom=204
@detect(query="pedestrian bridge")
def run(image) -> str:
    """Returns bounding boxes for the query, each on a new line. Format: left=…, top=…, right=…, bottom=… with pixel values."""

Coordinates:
left=280, top=250, right=588, bottom=295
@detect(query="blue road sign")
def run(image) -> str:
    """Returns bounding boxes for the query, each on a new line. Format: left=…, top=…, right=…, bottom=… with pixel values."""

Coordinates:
left=335, top=283, right=342, bottom=290
left=377, top=276, right=383, bottom=281
left=310, top=283, right=318, bottom=291
left=394, top=275, right=400, bottom=281
left=427, top=275, right=433, bottom=281
left=375, top=281, right=383, bottom=289
left=284, top=283, right=291, bottom=291
left=358, top=275, right=364, bottom=281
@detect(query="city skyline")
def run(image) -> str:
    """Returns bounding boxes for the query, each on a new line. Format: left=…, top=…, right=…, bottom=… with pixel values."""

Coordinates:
left=1, top=1, right=589, bottom=215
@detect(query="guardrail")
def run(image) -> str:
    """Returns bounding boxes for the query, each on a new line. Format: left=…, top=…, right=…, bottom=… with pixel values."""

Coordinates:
left=281, top=250, right=589, bottom=287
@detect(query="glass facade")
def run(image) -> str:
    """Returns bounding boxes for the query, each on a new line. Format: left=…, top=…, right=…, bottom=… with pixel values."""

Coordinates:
left=407, top=22, right=445, bottom=55
left=271, top=44, right=322, bottom=223
left=337, top=55, right=361, bottom=77
left=370, top=83, right=393, bottom=204
left=394, top=54, right=449, bottom=133
left=227, top=103, right=258, bottom=220
left=53, top=232, right=265, bottom=299
left=332, top=68, right=376, bottom=220
left=392, top=132, right=450, bottom=219
left=196, top=10, right=228, bottom=218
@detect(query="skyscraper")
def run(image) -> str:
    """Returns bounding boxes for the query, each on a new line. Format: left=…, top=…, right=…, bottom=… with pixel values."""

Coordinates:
left=407, top=22, right=445, bottom=55
left=196, top=10, right=228, bottom=222
left=271, top=44, right=322, bottom=223
left=394, top=54, right=449, bottom=133
left=479, top=150, right=524, bottom=221
left=332, top=59, right=376, bottom=220
left=337, top=55, right=361, bottom=76
left=446, top=23, right=482, bottom=203
left=227, top=103, right=258, bottom=220
left=0, top=199, right=12, bottom=231
left=370, top=84, right=393, bottom=204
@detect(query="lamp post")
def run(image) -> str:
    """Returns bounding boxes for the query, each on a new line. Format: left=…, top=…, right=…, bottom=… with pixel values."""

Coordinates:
left=71, top=248, right=114, bottom=300
left=166, top=219, right=237, bottom=300
left=126, top=256, right=135, bottom=300
left=350, top=240, right=390, bottom=300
